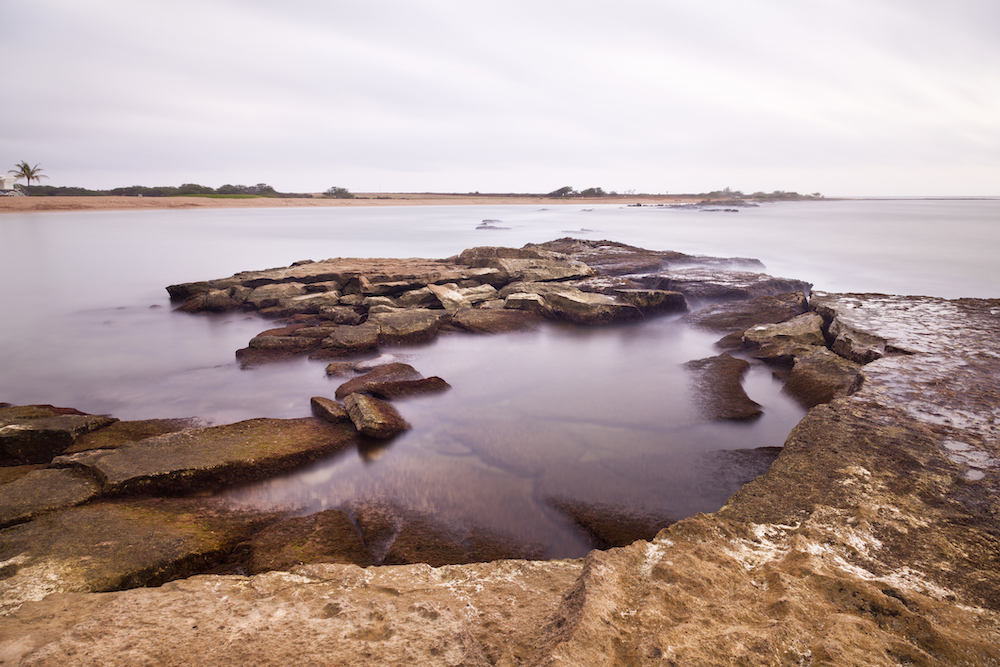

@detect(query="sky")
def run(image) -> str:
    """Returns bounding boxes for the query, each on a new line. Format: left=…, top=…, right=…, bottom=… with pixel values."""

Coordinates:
left=3, top=0, right=999, bottom=196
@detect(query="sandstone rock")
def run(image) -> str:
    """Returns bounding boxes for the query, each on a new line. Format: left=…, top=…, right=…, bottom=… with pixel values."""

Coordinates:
left=637, top=268, right=810, bottom=306
left=343, top=394, right=410, bottom=439
left=395, top=286, right=439, bottom=307
left=426, top=283, right=469, bottom=310
left=742, top=311, right=826, bottom=362
left=364, top=377, right=451, bottom=400
left=0, top=409, right=118, bottom=466
left=50, top=418, right=358, bottom=496
left=334, top=362, right=423, bottom=399
left=0, top=560, right=584, bottom=667
left=369, top=308, right=446, bottom=345
left=0, top=468, right=100, bottom=529
left=324, top=361, right=360, bottom=377
left=244, top=282, right=308, bottom=309
left=528, top=238, right=766, bottom=276
left=244, top=509, right=373, bottom=574
left=783, top=347, right=864, bottom=407
left=544, top=288, right=643, bottom=325
left=449, top=308, right=543, bottom=334
left=318, top=305, right=365, bottom=324
left=314, top=322, right=381, bottom=357
left=684, top=353, right=763, bottom=421
left=503, top=291, right=552, bottom=316
left=175, top=287, right=243, bottom=313
left=63, top=418, right=197, bottom=454
left=309, top=396, right=351, bottom=424
left=0, top=497, right=280, bottom=617
left=612, top=288, right=688, bottom=315
left=545, top=497, right=672, bottom=549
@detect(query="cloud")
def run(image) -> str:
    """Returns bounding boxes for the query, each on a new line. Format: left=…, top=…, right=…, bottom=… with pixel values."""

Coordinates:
left=2, top=0, right=998, bottom=195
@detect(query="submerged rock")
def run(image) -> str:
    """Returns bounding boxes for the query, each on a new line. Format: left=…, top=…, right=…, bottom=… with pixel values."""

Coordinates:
left=684, top=353, right=763, bottom=421
left=244, top=509, right=373, bottom=574
left=334, top=362, right=423, bottom=399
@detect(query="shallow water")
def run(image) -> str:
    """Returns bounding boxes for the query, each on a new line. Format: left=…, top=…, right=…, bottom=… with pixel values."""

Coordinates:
left=1, top=199, right=996, bottom=556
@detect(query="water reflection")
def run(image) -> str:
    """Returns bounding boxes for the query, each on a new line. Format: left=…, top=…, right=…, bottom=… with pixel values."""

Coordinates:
left=220, top=317, right=806, bottom=558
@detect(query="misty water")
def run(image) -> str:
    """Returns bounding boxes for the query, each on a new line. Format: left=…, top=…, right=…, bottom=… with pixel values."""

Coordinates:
left=1, top=199, right=997, bottom=557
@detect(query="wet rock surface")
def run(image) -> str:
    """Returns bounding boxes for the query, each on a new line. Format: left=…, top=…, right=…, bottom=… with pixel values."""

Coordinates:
left=3, top=244, right=1000, bottom=665
left=0, top=406, right=118, bottom=466
left=684, top=352, right=764, bottom=421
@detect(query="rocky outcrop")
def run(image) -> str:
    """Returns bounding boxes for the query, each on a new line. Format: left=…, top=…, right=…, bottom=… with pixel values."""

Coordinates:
left=0, top=468, right=100, bottom=529
left=334, top=362, right=424, bottom=399
left=173, top=241, right=813, bottom=366
left=783, top=347, right=864, bottom=407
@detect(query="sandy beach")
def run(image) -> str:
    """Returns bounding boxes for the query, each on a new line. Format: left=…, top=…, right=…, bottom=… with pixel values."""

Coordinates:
left=0, top=194, right=691, bottom=213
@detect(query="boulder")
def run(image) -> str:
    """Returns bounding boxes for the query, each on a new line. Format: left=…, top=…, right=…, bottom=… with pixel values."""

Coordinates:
left=449, top=308, right=543, bottom=334
left=365, top=377, right=451, bottom=400
left=682, top=290, right=810, bottom=333
left=244, top=283, right=309, bottom=309
left=175, top=287, right=245, bottom=313
left=309, top=396, right=352, bottom=424
left=503, top=292, right=552, bottom=316
left=334, top=363, right=423, bottom=399
left=784, top=347, right=865, bottom=407
left=343, top=394, right=410, bottom=439
left=544, top=288, right=643, bottom=325
left=317, top=305, right=365, bottom=325
left=637, top=268, right=810, bottom=306
left=612, top=288, right=688, bottom=315
left=684, top=353, right=763, bottom=421
left=244, top=509, right=373, bottom=574
left=742, top=311, right=827, bottom=362
left=50, top=418, right=358, bottom=496
left=314, top=322, right=381, bottom=358
left=369, top=309, right=446, bottom=345
left=0, top=468, right=101, bottom=529
left=425, top=283, right=469, bottom=310
left=395, top=286, right=439, bottom=308
left=0, top=407, right=118, bottom=465
left=324, top=361, right=362, bottom=377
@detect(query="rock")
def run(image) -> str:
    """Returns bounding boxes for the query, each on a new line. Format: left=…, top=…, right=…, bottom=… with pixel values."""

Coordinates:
left=244, top=282, right=309, bottom=309
left=612, top=288, right=688, bottom=315
left=544, top=288, right=643, bottom=325
left=742, top=311, right=827, bottom=362
left=324, top=361, right=361, bottom=377
left=503, top=291, right=552, bottom=316
left=318, top=305, right=365, bottom=325
left=545, top=497, right=672, bottom=549
left=244, top=509, right=373, bottom=574
left=527, top=238, right=766, bottom=276
left=64, top=418, right=198, bottom=454
left=343, top=394, right=410, bottom=439
left=309, top=396, right=351, bottom=424
left=0, top=560, right=583, bottom=667
left=334, top=362, right=423, bottom=399
left=175, top=287, right=244, bottom=313
left=369, top=309, right=446, bottom=345
left=50, top=418, right=358, bottom=496
left=684, top=353, right=763, bottom=421
left=314, top=322, right=381, bottom=357
left=0, top=468, right=100, bottom=529
left=0, top=497, right=280, bottom=617
left=449, top=308, right=543, bottom=334
left=425, top=283, right=469, bottom=310
left=364, top=377, right=451, bottom=400
left=395, top=286, right=439, bottom=308
left=636, top=268, right=810, bottom=305
left=0, top=408, right=118, bottom=465
left=784, top=347, right=864, bottom=407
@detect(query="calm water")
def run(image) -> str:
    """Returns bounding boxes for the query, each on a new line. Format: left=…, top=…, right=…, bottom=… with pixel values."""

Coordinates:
left=1, top=199, right=997, bottom=557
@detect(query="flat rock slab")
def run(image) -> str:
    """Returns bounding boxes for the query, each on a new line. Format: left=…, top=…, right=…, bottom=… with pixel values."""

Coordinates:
left=0, top=497, right=280, bottom=617
left=0, top=560, right=584, bottom=667
left=365, top=377, right=451, bottom=400
left=0, top=468, right=100, bottom=529
left=742, top=311, right=827, bottom=362
left=636, top=268, right=811, bottom=304
left=448, top=308, right=543, bottom=334
left=0, top=409, right=118, bottom=466
left=682, top=290, right=810, bottom=333
left=335, top=362, right=423, bottom=399
left=684, top=352, right=763, bottom=421
left=51, top=417, right=359, bottom=495
left=309, top=396, right=351, bottom=424
left=63, top=418, right=198, bottom=454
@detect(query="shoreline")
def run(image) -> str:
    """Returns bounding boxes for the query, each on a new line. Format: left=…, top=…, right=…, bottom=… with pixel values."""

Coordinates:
left=0, top=194, right=695, bottom=214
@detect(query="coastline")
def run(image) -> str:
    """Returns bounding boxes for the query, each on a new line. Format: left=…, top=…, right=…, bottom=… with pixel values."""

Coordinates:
left=0, top=194, right=693, bottom=214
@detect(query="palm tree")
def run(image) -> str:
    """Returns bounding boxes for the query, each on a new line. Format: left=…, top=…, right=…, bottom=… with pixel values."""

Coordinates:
left=9, top=161, right=48, bottom=189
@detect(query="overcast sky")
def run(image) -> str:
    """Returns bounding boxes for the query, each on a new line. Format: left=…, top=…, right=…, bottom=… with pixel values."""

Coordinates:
left=3, top=0, right=998, bottom=196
